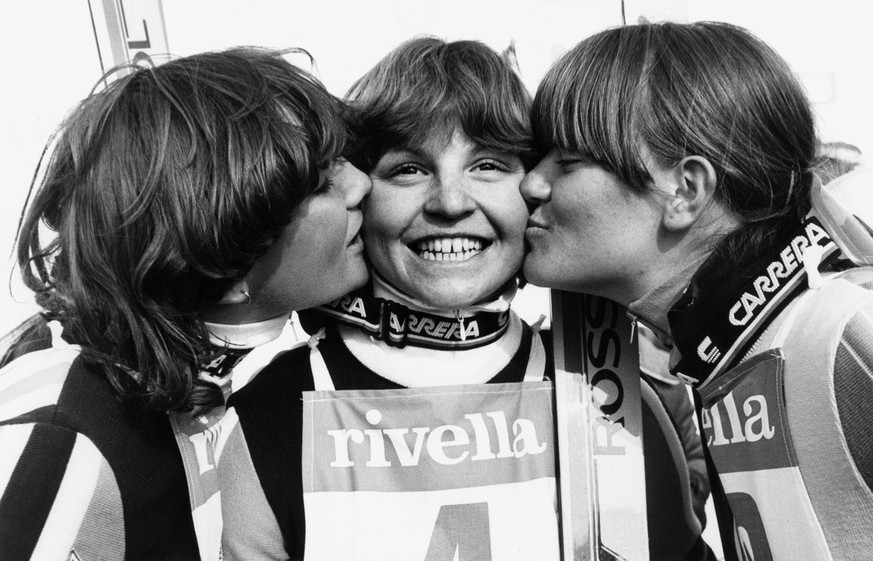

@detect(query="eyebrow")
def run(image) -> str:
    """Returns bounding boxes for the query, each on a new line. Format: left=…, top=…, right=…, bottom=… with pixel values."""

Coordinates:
left=382, top=137, right=515, bottom=162
left=378, top=147, right=426, bottom=163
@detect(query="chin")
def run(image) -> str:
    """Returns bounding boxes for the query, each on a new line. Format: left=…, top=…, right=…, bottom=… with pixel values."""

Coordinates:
left=418, top=285, right=501, bottom=310
left=522, top=261, right=551, bottom=289
left=345, top=267, right=371, bottom=294
left=425, top=297, right=477, bottom=310
left=314, top=268, right=370, bottom=308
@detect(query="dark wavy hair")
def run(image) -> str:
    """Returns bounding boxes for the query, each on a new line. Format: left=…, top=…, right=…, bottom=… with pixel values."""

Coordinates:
left=16, top=47, right=348, bottom=413
left=532, top=21, right=817, bottom=260
left=345, top=37, right=536, bottom=171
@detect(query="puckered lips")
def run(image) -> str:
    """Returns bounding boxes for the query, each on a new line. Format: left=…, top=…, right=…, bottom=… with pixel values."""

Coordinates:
left=346, top=213, right=365, bottom=250
left=410, top=235, right=490, bottom=262
left=525, top=216, right=548, bottom=238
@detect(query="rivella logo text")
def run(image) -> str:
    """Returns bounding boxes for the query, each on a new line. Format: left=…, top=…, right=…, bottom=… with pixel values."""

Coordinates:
left=327, top=409, right=547, bottom=468
left=702, top=392, right=775, bottom=448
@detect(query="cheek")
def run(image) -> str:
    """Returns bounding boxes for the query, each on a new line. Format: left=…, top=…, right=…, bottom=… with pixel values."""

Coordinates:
left=360, top=211, right=402, bottom=279
left=551, top=187, right=594, bottom=234
left=492, top=186, right=530, bottom=234
left=363, top=188, right=403, bottom=237
left=504, top=209, right=529, bottom=260
left=290, top=224, right=341, bottom=272
left=297, top=202, right=350, bottom=264
left=490, top=201, right=529, bottom=276
left=361, top=218, right=398, bottom=264
left=362, top=189, right=418, bottom=251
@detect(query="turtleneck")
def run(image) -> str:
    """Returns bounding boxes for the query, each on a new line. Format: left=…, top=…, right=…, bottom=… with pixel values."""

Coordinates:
left=339, top=274, right=525, bottom=387
left=205, top=313, right=305, bottom=394
left=205, top=314, right=291, bottom=349
left=665, top=218, right=838, bottom=387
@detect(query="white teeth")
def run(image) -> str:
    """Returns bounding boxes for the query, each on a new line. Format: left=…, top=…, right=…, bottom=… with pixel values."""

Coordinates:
left=414, top=236, right=485, bottom=262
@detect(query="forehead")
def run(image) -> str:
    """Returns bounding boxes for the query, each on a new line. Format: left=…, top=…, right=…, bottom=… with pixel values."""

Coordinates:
left=389, top=122, right=462, bottom=154
left=390, top=128, right=518, bottom=162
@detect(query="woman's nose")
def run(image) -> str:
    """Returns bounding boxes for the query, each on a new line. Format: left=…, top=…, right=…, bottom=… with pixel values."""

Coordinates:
left=423, top=176, right=476, bottom=218
left=520, top=164, right=552, bottom=204
left=337, top=160, right=372, bottom=207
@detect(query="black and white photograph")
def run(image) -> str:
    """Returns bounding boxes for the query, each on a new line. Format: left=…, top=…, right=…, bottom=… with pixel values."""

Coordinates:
left=1, top=1, right=871, bottom=559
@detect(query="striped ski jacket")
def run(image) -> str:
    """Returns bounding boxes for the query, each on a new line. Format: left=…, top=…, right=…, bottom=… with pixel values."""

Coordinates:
left=0, top=320, right=200, bottom=560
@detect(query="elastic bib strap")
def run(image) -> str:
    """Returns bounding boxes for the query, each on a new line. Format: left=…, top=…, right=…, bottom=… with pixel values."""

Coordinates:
left=523, top=330, right=548, bottom=382
left=307, top=329, right=334, bottom=391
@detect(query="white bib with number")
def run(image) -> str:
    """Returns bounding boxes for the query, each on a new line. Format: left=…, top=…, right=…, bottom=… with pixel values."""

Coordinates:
left=301, top=379, right=559, bottom=561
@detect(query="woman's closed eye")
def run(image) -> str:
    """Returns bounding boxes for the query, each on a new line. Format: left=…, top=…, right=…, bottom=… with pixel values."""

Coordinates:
left=554, top=152, right=595, bottom=172
left=556, top=158, right=583, bottom=171
left=314, top=178, right=334, bottom=195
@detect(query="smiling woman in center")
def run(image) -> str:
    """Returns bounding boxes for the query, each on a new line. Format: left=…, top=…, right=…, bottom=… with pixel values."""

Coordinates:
left=364, top=127, right=528, bottom=310
left=219, top=37, right=558, bottom=561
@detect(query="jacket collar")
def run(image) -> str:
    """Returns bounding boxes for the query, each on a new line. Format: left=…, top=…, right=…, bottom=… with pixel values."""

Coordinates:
left=304, top=274, right=517, bottom=350
left=666, top=218, right=838, bottom=388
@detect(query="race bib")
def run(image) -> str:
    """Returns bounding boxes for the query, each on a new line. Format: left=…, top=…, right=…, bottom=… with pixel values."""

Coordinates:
left=170, top=406, right=228, bottom=561
left=700, top=350, right=832, bottom=560
left=301, top=382, right=559, bottom=561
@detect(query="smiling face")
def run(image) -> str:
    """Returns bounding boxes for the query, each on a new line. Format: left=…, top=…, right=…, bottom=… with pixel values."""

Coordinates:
left=521, top=149, right=666, bottom=305
left=243, top=159, right=372, bottom=316
left=363, top=129, right=528, bottom=309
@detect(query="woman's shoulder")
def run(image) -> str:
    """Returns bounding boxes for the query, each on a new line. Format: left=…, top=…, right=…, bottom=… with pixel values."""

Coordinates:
left=0, top=314, right=53, bottom=369
left=0, top=322, right=135, bottom=557
left=0, top=418, right=127, bottom=558
left=786, top=267, right=873, bottom=345
left=0, top=327, right=82, bottom=426
left=773, top=268, right=873, bottom=488
left=829, top=264, right=873, bottom=291
left=229, top=338, right=316, bottom=408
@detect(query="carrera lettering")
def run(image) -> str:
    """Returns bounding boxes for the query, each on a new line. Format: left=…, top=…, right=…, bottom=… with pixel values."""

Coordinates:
left=729, top=221, right=830, bottom=326
left=702, top=392, right=775, bottom=447
left=326, top=408, right=547, bottom=468
left=332, top=295, right=367, bottom=318
left=431, top=321, right=449, bottom=338
left=389, top=311, right=405, bottom=333
left=407, top=316, right=481, bottom=341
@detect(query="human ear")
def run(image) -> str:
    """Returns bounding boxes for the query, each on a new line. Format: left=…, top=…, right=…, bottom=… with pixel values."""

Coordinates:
left=662, top=156, right=718, bottom=231
left=215, top=280, right=252, bottom=306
